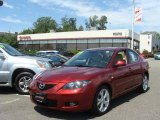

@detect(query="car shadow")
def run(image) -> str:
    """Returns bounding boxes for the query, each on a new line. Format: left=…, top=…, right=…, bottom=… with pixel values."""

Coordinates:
left=34, top=106, right=95, bottom=120
left=34, top=88, right=150, bottom=119
left=109, top=88, right=150, bottom=110
left=0, top=87, right=17, bottom=94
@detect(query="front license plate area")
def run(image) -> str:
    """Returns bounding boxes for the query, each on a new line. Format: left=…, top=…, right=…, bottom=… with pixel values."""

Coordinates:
left=34, top=93, right=46, bottom=103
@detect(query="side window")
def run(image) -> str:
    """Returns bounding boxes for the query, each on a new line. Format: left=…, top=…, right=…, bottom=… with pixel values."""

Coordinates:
left=127, top=50, right=139, bottom=63
left=114, top=51, right=127, bottom=64
left=51, top=56, right=60, bottom=62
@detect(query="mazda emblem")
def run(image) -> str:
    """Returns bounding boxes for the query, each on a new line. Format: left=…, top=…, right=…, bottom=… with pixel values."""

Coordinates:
left=39, top=83, right=45, bottom=90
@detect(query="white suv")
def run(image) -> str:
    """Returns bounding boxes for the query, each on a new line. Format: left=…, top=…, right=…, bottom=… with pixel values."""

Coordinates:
left=0, top=43, right=52, bottom=94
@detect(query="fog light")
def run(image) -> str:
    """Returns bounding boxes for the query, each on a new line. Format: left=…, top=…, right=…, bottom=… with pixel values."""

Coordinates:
left=65, top=102, right=78, bottom=107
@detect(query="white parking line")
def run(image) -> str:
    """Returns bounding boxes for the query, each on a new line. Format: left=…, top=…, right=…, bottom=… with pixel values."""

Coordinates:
left=0, top=98, right=20, bottom=105
left=15, top=94, right=30, bottom=97
left=22, top=95, right=30, bottom=97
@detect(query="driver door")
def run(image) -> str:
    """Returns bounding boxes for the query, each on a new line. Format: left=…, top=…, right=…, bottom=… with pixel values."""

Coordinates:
left=111, top=50, right=133, bottom=95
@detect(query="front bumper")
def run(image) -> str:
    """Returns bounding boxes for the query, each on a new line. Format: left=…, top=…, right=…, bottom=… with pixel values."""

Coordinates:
left=29, top=82, right=95, bottom=112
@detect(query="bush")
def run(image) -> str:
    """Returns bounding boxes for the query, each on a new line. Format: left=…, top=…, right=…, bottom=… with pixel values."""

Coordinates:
left=142, top=50, right=154, bottom=58
left=22, top=50, right=38, bottom=56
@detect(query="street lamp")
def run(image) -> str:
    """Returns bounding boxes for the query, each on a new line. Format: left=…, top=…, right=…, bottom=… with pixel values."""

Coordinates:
left=131, top=0, right=135, bottom=49
left=0, top=0, right=3, bottom=6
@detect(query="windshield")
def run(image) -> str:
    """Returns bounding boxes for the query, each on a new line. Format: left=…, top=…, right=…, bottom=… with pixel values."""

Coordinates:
left=0, top=44, right=23, bottom=56
left=64, top=50, right=114, bottom=68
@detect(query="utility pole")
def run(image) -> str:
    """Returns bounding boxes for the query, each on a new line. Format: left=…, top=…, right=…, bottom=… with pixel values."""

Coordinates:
left=131, top=0, right=135, bottom=49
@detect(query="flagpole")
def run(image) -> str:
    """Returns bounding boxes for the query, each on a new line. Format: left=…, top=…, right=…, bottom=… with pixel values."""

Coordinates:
left=131, top=0, right=135, bottom=50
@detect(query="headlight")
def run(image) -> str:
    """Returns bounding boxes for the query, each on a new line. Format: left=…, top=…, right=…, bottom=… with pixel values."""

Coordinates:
left=63, top=80, right=91, bottom=89
left=30, top=72, right=43, bottom=87
left=37, top=60, right=51, bottom=68
left=33, top=72, right=43, bottom=80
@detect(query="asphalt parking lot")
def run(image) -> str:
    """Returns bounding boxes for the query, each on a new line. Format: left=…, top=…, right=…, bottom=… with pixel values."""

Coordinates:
left=0, top=58, right=160, bottom=120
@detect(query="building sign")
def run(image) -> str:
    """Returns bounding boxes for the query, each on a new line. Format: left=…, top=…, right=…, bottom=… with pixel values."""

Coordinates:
left=19, top=36, right=31, bottom=40
left=113, top=32, right=123, bottom=36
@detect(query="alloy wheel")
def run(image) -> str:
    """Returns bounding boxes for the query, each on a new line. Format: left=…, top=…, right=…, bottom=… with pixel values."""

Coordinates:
left=19, top=76, right=32, bottom=93
left=143, top=75, right=148, bottom=91
left=97, top=88, right=110, bottom=113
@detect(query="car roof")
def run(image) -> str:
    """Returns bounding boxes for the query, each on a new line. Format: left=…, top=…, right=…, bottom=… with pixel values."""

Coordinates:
left=37, top=50, right=59, bottom=53
left=86, top=47, right=129, bottom=51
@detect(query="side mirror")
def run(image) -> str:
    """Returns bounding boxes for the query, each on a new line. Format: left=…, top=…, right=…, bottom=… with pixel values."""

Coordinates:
left=0, top=53, right=5, bottom=60
left=114, top=60, right=126, bottom=67
left=60, top=59, right=65, bottom=64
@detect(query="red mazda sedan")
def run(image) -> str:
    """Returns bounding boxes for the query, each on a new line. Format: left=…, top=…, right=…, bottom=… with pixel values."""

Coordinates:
left=29, top=47, right=149, bottom=116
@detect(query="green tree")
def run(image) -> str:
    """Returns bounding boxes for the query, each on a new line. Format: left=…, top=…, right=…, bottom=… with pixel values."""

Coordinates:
left=61, top=16, right=77, bottom=31
left=33, top=17, right=57, bottom=33
left=85, top=15, right=108, bottom=30
left=20, top=28, right=33, bottom=34
left=85, top=15, right=99, bottom=30
left=157, top=33, right=160, bottom=39
left=85, top=20, right=90, bottom=30
left=90, top=15, right=99, bottom=27
left=0, top=33, right=18, bottom=48
left=78, top=25, right=84, bottom=31
left=98, top=16, right=108, bottom=30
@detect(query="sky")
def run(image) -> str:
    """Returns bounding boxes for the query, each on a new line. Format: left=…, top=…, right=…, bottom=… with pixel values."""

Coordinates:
left=0, top=0, right=160, bottom=33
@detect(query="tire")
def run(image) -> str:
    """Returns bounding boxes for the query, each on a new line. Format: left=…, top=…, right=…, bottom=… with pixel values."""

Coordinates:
left=139, top=74, right=149, bottom=93
left=92, top=86, right=110, bottom=116
left=14, top=72, right=34, bottom=94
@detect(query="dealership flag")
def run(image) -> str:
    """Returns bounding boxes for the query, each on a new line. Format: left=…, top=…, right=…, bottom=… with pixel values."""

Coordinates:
left=135, top=8, right=142, bottom=23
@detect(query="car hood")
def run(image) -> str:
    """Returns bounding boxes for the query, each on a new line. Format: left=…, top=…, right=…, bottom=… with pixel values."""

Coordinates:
left=15, top=55, right=51, bottom=62
left=37, top=66, right=105, bottom=83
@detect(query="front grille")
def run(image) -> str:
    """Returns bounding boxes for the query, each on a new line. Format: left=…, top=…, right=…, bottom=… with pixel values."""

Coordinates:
left=32, top=95, right=57, bottom=107
left=37, top=82, right=55, bottom=91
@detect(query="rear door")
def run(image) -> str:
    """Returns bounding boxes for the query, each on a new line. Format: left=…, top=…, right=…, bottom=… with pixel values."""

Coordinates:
left=126, top=49, right=143, bottom=87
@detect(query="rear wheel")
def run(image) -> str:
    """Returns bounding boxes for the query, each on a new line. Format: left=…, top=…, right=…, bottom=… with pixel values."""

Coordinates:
left=92, top=86, right=110, bottom=116
left=139, top=74, right=149, bottom=93
left=14, top=72, right=34, bottom=94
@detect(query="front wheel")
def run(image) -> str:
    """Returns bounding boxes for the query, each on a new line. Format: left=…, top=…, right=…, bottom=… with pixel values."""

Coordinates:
left=139, top=74, right=149, bottom=93
left=14, top=72, right=34, bottom=94
left=92, top=86, right=110, bottom=116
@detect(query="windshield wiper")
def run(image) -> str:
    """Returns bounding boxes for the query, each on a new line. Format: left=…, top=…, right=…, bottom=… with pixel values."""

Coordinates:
left=74, top=65, right=91, bottom=67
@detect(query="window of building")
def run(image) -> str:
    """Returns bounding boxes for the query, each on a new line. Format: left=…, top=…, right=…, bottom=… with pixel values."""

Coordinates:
left=100, top=39, right=112, bottom=43
left=67, top=40, right=76, bottom=43
left=88, top=39, right=99, bottom=43
left=40, top=41, right=47, bottom=44
left=77, top=39, right=87, bottom=43
left=57, top=40, right=67, bottom=43
left=48, top=40, right=57, bottom=43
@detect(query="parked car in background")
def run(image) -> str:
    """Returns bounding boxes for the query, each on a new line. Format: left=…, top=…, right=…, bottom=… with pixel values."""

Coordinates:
left=36, top=50, right=59, bottom=57
left=0, top=43, right=52, bottom=94
left=154, top=52, right=160, bottom=60
left=136, top=50, right=145, bottom=58
left=46, top=54, right=68, bottom=67
left=36, top=52, right=68, bottom=67
left=29, top=47, right=149, bottom=116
